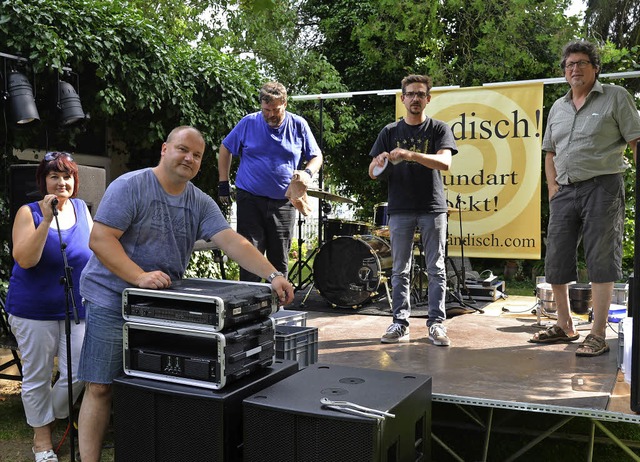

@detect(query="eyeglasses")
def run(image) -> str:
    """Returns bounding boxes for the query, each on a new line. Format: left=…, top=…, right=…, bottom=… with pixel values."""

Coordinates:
left=403, top=91, right=429, bottom=100
left=564, top=60, right=592, bottom=71
left=44, top=152, right=74, bottom=162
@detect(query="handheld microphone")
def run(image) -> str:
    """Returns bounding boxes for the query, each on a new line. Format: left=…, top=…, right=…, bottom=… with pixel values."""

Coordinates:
left=51, top=197, right=59, bottom=216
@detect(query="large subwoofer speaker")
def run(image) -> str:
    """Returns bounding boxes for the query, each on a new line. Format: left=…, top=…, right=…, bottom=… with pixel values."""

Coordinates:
left=113, top=360, right=298, bottom=462
left=243, top=363, right=432, bottom=462
left=9, top=163, right=106, bottom=222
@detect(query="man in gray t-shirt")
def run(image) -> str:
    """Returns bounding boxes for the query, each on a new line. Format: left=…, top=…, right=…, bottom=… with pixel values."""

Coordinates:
left=530, top=41, right=640, bottom=358
left=77, top=126, right=294, bottom=462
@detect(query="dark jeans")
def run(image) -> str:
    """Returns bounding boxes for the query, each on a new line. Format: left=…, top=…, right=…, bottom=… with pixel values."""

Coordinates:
left=236, top=188, right=295, bottom=282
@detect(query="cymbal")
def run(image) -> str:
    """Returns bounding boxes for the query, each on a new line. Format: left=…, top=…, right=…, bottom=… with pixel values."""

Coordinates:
left=307, top=188, right=355, bottom=204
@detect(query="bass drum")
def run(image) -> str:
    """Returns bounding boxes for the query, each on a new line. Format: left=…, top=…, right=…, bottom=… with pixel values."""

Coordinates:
left=313, top=235, right=392, bottom=307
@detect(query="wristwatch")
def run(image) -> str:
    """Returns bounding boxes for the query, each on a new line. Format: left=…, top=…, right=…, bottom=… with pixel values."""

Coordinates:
left=304, top=168, right=313, bottom=178
left=267, top=271, right=285, bottom=283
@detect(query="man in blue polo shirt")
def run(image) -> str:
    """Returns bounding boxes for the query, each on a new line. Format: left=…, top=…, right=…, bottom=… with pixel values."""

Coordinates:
left=218, top=81, right=323, bottom=282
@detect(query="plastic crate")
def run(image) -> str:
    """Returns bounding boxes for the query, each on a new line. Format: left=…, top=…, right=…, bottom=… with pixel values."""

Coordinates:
left=270, top=309, right=307, bottom=327
left=275, top=325, right=318, bottom=368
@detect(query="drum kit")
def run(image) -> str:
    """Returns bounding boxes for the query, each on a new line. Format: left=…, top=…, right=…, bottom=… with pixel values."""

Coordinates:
left=288, top=188, right=392, bottom=309
left=289, top=189, right=479, bottom=311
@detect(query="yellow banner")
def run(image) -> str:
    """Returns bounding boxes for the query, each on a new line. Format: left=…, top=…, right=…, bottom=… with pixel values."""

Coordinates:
left=396, top=83, right=543, bottom=259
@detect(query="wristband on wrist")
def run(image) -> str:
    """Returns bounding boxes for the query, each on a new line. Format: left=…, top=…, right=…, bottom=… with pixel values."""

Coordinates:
left=218, top=181, right=230, bottom=196
left=304, top=168, right=313, bottom=178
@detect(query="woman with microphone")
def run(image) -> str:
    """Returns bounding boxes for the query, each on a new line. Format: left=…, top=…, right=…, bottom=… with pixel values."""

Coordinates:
left=5, top=152, right=93, bottom=462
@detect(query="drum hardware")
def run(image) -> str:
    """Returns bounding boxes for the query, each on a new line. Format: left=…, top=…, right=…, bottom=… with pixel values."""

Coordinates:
left=291, top=190, right=360, bottom=306
left=307, top=188, right=355, bottom=204
left=446, top=195, right=482, bottom=313
left=289, top=200, right=333, bottom=292
left=288, top=211, right=313, bottom=291
left=325, top=219, right=371, bottom=242
left=379, top=274, right=393, bottom=312
left=410, top=240, right=429, bottom=305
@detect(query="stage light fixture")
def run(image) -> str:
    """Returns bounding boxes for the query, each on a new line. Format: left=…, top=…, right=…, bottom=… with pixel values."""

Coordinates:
left=6, top=69, right=40, bottom=125
left=57, top=73, right=86, bottom=127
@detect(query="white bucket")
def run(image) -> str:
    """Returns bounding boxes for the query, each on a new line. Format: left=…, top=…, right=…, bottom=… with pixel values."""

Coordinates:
left=621, top=317, right=633, bottom=384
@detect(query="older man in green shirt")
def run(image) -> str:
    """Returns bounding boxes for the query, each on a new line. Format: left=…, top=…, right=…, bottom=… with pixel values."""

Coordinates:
left=530, top=40, right=640, bottom=357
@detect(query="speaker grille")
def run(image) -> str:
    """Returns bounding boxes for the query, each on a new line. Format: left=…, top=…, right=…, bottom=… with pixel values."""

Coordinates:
left=243, top=407, right=296, bottom=461
left=297, top=415, right=376, bottom=462
left=113, top=380, right=224, bottom=461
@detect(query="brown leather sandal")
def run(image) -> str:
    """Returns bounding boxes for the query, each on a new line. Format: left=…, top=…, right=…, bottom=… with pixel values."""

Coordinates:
left=575, top=334, right=609, bottom=357
left=529, top=325, right=579, bottom=344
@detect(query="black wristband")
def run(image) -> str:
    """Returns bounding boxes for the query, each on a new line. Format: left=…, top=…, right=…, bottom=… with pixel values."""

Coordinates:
left=304, top=168, right=313, bottom=178
left=218, top=181, right=230, bottom=196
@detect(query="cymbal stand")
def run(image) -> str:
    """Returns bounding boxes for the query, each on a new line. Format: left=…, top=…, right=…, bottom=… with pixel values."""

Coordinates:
left=446, top=196, right=483, bottom=313
left=288, top=211, right=314, bottom=290
left=298, top=200, right=332, bottom=307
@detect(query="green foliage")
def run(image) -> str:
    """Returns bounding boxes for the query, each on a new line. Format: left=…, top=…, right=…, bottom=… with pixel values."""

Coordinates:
left=294, top=0, right=582, bottom=222
left=0, top=0, right=263, bottom=176
left=185, top=250, right=240, bottom=281
left=0, top=0, right=267, bottom=282
left=586, top=0, right=640, bottom=52
left=623, top=155, right=636, bottom=274
left=1, top=0, right=639, bottom=286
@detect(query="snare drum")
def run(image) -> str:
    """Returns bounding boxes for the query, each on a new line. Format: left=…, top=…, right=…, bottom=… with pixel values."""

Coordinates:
left=313, top=235, right=392, bottom=307
left=373, top=202, right=388, bottom=227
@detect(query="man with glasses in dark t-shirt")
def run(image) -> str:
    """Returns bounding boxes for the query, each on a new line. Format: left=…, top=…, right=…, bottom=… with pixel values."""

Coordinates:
left=369, top=74, right=458, bottom=346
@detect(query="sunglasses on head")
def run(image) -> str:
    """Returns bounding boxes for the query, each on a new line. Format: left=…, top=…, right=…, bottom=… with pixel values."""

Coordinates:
left=44, top=152, right=74, bottom=162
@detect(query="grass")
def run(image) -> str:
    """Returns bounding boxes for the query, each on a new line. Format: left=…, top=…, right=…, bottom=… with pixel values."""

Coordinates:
left=0, top=391, right=114, bottom=462
left=504, top=278, right=537, bottom=296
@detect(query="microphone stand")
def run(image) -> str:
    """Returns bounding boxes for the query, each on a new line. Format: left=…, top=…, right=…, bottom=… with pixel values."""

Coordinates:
left=51, top=199, right=79, bottom=462
left=445, top=195, right=482, bottom=313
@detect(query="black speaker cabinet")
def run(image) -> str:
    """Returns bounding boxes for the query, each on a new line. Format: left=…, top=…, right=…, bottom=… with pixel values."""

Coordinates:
left=113, top=359, right=299, bottom=462
left=9, top=164, right=40, bottom=223
left=243, top=363, right=432, bottom=462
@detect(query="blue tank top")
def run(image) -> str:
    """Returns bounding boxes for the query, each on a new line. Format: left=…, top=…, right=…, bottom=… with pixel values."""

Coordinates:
left=5, top=198, right=92, bottom=320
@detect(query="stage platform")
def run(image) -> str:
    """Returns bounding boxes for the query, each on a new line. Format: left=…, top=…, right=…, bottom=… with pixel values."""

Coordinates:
left=293, top=289, right=640, bottom=460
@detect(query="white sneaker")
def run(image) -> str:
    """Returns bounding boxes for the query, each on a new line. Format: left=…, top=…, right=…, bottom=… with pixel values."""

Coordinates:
left=429, top=323, right=450, bottom=346
left=33, top=448, right=58, bottom=462
left=381, top=323, right=410, bottom=343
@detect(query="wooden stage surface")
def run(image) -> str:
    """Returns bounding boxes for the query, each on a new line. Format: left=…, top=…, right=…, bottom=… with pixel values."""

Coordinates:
left=294, top=291, right=636, bottom=419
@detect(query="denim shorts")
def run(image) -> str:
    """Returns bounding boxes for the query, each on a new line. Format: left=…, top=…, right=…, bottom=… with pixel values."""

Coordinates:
left=545, top=173, right=624, bottom=284
left=78, top=300, right=125, bottom=384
